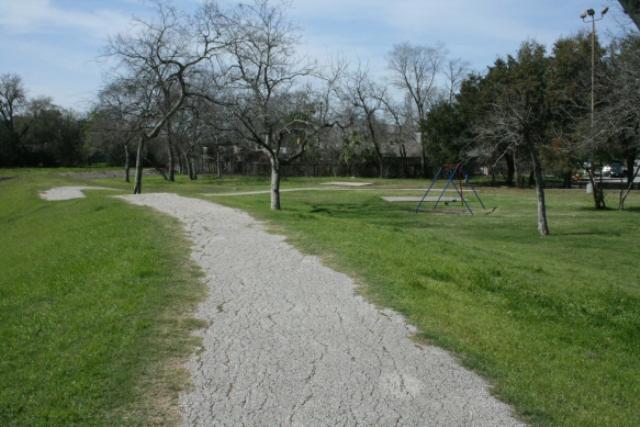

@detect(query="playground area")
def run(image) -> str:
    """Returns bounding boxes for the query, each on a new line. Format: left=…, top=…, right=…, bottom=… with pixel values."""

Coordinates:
left=381, top=163, right=492, bottom=215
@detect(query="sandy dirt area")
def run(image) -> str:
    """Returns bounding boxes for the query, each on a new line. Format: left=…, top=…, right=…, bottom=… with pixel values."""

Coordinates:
left=39, top=186, right=116, bottom=201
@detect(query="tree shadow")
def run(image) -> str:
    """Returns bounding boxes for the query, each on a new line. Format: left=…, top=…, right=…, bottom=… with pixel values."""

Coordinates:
left=621, top=206, right=640, bottom=213
left=552, top=230, right=611, bottom=237
left=304, top=200, right=435, bottom=229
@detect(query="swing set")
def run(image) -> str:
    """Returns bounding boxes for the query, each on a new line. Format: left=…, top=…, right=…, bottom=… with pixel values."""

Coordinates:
left=414, top=163, right=487, bottom=215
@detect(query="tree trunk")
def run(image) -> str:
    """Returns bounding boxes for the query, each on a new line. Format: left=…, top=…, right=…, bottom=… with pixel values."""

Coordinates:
left=190, top=156, right=198, bottom=180
left=562, top=170, right=572, bottom=189
left=216, top=147, right=223, bottom=178
left=420, top=143, right=427, bottom=178
left=399, top=144, right=408, bottom=178
left=167, top=121, right=175, bottom=182
left=185, top=153, right=193, bottom=180
left=505, top=151, right=515, bottom=186
left=178, top=151, right=184, bottom=175
left=530, top=146, right=550, bottom=236
left=619, top=161, right=640, bottom=209
left=586, top=168, right=606, bottom=209
left=378, top=155, right=384, bottom=178
left=167, top=144, right=175, bottom=181
left=514, top=153, right=525, bottom=188
left=270, top=156, right=281, bottom=210
left=133, top=137, right=145, bottom=194
left=626, top=155, right=636, bottom=186
left=123, top=142, right=130, bottom=183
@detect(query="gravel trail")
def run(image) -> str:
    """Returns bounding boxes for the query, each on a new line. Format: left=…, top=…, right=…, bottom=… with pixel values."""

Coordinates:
left=119, top=193, right=522, bottom=427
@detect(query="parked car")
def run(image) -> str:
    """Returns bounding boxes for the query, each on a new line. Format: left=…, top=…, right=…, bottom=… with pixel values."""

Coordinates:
left=610, top=162, right=627, bottom=178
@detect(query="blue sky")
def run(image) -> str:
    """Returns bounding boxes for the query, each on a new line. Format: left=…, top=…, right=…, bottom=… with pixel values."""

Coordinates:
left=0, top=0, right=632, bottom=111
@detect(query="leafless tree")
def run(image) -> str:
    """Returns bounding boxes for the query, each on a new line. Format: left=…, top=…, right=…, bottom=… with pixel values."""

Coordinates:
left=91, top=80, right=143, bottom=182
left=105, top=1, right=227, bottom=193
left=476, top=100, right=550, bottom=235
left=445, top=58, right=470, bottom=105
left=474, top=43, right=551, bottom=236
left=388, top=42, right=446, bottom=174
left=379, top=95, right=415, bottom=177
left=168, top=96, right=219, bottom=180
left=0, top=74, right=29, bottom=163
left=218, top=0, right=327, bottom=209
left=341, top=66, right=388, bottom=177
left=596, top=34, right=640, bottom=209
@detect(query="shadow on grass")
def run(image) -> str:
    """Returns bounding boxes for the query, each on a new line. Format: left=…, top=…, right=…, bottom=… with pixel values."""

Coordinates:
left=298, top=199, right=437, bottom=230
left=551, top=230, right=615, bottom=237
left=621, top=206, right=640, bottom=213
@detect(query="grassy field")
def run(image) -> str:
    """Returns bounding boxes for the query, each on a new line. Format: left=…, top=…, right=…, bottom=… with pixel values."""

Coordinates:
left=0, top=170, right=204, bottom=425
left=203, top=181, right=640, bottom=426
left=2, top=169, right=640, bottom=426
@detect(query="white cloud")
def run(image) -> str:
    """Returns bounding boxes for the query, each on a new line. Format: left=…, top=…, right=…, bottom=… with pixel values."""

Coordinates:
left=0, top=0, right=630, bottom=110
left=288, top=0, right=627, bottom=73
left=0, top=0, right=133, bottom=39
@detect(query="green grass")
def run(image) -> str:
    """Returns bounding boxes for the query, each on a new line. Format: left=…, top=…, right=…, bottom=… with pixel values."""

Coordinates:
left=0, top=171, right=205, bottom=425
left=206, top=184, right=640, bottom=427
left=2, top=169, right=640, bottom=426
left=132, top=173, right=638, bottom=427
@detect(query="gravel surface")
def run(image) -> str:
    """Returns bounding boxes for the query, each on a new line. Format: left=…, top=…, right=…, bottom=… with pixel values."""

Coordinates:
left=39, top=186, right=116, bottom=201
left=118, top=193, right=522, bottom=427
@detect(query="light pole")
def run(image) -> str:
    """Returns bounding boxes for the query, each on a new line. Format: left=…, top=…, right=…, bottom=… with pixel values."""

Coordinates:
left=580, top=7, right=608, bottom=207
left=581, top=7, right=608, bottom=130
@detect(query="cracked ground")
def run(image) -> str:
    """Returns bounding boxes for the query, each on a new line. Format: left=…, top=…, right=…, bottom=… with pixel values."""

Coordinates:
left=120, top=193, right=522, bottom=427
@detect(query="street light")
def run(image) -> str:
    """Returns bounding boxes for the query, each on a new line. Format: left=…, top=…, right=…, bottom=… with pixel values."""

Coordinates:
left=581, top=6, right=608, bottom=202
left=581, top=6, right=608, bottom=130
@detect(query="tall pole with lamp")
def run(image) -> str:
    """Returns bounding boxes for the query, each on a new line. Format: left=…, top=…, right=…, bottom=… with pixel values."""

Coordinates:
left=580, top=6, right=608, bottom=208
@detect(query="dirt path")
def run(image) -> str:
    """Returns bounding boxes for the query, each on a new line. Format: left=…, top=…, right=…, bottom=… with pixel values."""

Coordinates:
left=119, top=193, right=522, bottom=426
left=39, top=186, right=116, bottom=201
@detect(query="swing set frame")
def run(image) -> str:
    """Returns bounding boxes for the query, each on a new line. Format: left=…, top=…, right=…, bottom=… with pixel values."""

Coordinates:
left=415, top=163, right=486, bottom=215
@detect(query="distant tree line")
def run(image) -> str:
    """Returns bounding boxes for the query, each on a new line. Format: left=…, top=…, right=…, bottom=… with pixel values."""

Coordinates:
left=0, top=74, right=87, bottom=167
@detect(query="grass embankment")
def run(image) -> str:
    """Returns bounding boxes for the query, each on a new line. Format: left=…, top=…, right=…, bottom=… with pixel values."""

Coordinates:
left=0, top=171, right=204, bottom=425
left=185, top=178, right=638, bottom=427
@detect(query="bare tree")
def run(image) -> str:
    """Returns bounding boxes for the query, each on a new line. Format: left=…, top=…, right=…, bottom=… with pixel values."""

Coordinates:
left=0, top=74, right=29, bottom=164
left=106, top=1, right=227, bottom=194
left=379, top=92, right=415, bottom=177
left=388, top=42, right=446, bottom=174
left=91, top=79, right=151, bottom=182
left=475, top=42, right=551, bottom=236
left=597, top=34, right=640, bottom=209
left=445, top=58, right=470, bottom=105
left=219, top=0, right=324, bottom=209
left=342, top=66, right=387, bottom=177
